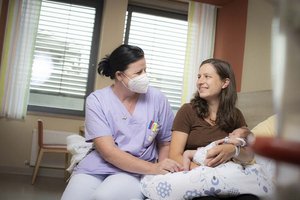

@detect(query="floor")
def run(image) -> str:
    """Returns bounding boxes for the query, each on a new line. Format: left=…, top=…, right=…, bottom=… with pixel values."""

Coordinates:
left=0, top=173, right=67, bottom=200
left=1, top=173, right=298, bottom=200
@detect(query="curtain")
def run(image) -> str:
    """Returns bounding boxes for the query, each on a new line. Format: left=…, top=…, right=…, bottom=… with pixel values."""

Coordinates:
left=0, top=0, right=41, bottom=119
left=181, top=1, right=217, bottom=104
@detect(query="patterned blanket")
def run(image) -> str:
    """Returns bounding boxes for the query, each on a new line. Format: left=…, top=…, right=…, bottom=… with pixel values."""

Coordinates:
left=141, top=157, right=275, bottom=200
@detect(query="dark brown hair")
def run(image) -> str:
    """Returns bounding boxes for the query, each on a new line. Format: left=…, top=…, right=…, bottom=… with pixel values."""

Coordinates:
left=191, top=58, right=239, bottom=132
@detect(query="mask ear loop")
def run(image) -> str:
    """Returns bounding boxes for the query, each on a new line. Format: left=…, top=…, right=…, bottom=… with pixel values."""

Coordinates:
left=121, top=72, right=132, bottom=89
left=115, top=71, right=130, bottom=90
left=121, top=72, right=131, bottom=80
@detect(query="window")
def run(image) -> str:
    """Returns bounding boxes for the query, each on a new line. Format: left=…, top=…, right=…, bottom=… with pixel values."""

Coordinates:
left=124, top=6, right=188, bottom=111
left=28, top=0, right=103, bottom=116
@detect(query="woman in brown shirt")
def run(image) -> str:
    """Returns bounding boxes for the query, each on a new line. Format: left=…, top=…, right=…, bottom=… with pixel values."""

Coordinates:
left=169, top=58, right=254, bottom=170
left=141, top=59, right=268, bottom=200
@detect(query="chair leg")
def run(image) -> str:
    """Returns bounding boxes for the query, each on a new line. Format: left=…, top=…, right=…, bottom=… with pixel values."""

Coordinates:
left=31, top=148, right=44, bottom=184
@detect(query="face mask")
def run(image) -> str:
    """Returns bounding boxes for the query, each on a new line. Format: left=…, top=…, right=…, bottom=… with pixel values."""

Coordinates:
left=122, top=73, right=149, bottom=93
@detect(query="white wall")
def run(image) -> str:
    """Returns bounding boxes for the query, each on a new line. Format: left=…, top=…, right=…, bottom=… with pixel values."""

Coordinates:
left=242, top=0, right=274, bottom=92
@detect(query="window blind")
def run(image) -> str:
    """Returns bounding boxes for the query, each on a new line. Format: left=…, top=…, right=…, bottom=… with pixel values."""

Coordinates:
left=124, top=10, right=188, bottom=110
left=30, top=0, right=96, bottom=97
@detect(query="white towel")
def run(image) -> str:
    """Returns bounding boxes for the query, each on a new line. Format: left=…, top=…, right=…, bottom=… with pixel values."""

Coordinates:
left=66, top=135, right=93, bottom=173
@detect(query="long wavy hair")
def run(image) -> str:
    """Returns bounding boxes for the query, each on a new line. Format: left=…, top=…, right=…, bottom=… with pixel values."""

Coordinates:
left=190, top=58, right=239, bottom=132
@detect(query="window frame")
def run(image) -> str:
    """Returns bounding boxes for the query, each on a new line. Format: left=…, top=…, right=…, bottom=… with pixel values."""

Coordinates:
left=124, top=5, right=187, bottom=44
left=27, top=0, right=103, bottom=117
left=124, top=5, right=188, bottom=111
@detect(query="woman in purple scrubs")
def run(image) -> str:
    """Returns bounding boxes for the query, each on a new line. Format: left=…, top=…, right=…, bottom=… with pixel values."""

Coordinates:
left=61, top=44, right=181, bottom=200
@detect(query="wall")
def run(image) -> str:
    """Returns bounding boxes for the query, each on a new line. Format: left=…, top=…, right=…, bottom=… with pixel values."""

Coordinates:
left=213, top=0, right=248, bottom=92
left=0, top=0, right=127, bottom=176
left=0, top=0, right=274, bottom=176
left=0, top=115, right=83, bottom=176
left=94, top=0, right=128, bottom=90
left=196, top=0, right=274, bottom=92
left=241, top=0, right=274, bottom=92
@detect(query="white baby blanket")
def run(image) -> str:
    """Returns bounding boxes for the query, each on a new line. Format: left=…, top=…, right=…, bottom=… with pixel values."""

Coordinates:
left=66, top=135, right=93, bottom=173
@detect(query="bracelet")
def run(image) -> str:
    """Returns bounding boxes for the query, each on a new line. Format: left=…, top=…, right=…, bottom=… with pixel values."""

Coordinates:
left=234, top=145, right=241, bottom=157
left=224, top=136, right=230, bottom=144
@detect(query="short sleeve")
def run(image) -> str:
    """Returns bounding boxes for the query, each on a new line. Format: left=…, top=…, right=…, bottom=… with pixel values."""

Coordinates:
left=84, top=92, right=112, bottom=142
left=153, top=89, right=174, bottom=142
left=172, top=103, right=195, bottom=134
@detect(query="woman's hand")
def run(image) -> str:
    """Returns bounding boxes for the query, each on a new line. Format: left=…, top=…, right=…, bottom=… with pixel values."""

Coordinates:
left=153, top=158, right=183, bottom=174
left=204, top=144, right=235, bottom=167
left=94, top=136, right=182, bottom=175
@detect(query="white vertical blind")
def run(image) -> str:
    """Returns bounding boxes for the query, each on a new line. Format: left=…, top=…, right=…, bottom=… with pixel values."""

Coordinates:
left=125, top=11, right=188, bottom=110
left=30, top=0, right=96, bottom=97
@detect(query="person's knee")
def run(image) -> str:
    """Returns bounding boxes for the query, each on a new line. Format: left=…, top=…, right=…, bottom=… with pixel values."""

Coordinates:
left=62, top=173, right=103, bottom=200
left=92, top=173, right=143, bottom=200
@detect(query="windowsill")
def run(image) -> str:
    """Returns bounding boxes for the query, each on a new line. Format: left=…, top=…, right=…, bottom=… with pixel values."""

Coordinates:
left=27, top=111, right=85, bottom=121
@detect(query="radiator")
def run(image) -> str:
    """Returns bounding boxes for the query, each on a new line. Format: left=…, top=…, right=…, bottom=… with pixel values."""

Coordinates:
left=30, top=129, right=77, bottom=168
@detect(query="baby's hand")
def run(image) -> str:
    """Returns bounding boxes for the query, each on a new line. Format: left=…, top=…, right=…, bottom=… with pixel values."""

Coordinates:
left=182, top=150, right=196, bottom=171
left=182, top=155, right=191, bottom=171
left=215, top=138, right=225, bottom=145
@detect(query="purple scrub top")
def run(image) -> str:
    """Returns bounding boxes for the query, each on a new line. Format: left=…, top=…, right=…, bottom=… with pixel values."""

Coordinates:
left=73, top=86, right=174, bottom=175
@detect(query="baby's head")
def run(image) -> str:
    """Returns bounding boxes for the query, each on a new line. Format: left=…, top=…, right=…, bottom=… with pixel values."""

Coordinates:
left=229, top=127, right=250, bottom=138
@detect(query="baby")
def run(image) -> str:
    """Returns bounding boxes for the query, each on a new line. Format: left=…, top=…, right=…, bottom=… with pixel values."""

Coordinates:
left=182, top=127, right=252, bottom=170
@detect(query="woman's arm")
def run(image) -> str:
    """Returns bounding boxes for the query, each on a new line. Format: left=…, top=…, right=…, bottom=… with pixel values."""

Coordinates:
left=157, top=141, right=170, bottom=162
left=205, top=143, right=255, bottom=167
left=169, top=131, right=199, bottom=170
left=169, top=131, right=187, bottom=165
left=234, top=146, right=255, bottom=164
left=230, top=127, right=255, bottom=164
left=94, top=136, right=181, bottom=175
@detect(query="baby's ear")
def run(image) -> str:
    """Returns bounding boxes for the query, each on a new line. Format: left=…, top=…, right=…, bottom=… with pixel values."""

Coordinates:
left=222, top=78, right=230, bottom=89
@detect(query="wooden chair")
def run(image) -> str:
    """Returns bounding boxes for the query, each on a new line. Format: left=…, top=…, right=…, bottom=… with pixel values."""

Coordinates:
left=31, top=119, right=69, bottom=184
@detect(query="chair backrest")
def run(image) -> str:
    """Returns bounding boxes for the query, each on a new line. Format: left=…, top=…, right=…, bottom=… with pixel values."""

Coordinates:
left=37, top=119, right=44, bottom=148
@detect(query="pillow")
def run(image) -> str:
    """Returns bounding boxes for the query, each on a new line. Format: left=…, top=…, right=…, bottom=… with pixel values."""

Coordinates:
left=141, top=162, right=274, bottom=200
left=251, top=115, right=277, bottom=182
left=251, top=115, right=277, bottom=137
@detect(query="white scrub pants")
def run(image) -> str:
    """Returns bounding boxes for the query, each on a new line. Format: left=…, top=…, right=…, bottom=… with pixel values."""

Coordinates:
left=61, top=173, right=144, bottom=200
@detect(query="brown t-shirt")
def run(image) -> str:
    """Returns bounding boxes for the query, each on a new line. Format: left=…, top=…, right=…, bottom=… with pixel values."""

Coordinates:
left=172, top=103, right=246, bottom=150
